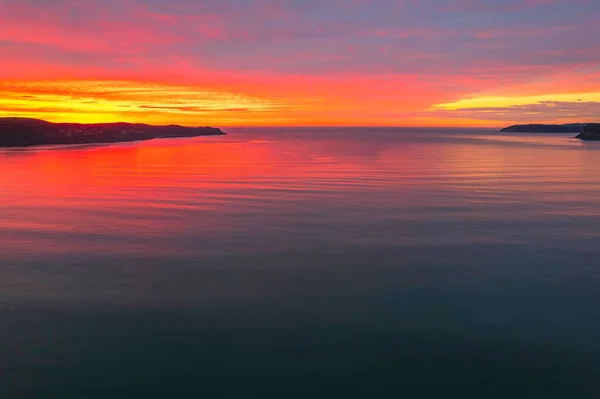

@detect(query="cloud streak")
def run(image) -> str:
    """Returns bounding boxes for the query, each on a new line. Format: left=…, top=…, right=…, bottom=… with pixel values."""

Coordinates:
left=425, top=100, right=600, bottom=123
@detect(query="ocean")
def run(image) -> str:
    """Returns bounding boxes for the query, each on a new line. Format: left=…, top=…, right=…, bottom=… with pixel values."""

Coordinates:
left=1, top=127, right=599, bottom=398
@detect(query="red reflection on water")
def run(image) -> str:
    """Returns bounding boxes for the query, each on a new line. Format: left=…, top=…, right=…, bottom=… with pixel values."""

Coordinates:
left=4, top=131, right=599, bottom=260
left=0, top=134, right=413, bottom=257
left=0, top=138, right=274, bottom=256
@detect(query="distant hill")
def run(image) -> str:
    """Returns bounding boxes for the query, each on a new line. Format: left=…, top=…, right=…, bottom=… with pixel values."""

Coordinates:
left=0, top=118, right=226, bottom=147
left=500, top=123, right=589, bottom=133
left=575, top=124, right=600, bottom=140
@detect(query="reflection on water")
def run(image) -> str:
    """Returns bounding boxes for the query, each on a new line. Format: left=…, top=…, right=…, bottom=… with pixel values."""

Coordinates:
left=1, top=128, right=599, bottom=398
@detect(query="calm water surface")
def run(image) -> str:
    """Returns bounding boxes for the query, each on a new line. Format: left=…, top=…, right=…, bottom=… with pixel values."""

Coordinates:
left=1, top=128, right=599, bottom=398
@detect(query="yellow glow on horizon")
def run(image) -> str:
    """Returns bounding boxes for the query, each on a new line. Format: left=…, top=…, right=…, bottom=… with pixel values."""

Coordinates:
left=0, top=80, right=295, bottom=125
left=434, top=92, right=600, bottom=111
left=2, top=79, right=595, bottom=127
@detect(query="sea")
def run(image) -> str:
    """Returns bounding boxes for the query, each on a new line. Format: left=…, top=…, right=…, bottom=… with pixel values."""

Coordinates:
left=1, top=127, right=599, bottom=398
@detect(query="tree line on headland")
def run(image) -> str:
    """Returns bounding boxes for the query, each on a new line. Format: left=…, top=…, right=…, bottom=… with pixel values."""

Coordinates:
left=0, top=118, right=226, bottom=147
left=500, top=123, right=600, bottom=140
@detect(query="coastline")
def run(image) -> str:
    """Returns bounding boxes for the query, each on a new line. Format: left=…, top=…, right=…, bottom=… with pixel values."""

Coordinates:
left=0, top=118, right=226, bottom=148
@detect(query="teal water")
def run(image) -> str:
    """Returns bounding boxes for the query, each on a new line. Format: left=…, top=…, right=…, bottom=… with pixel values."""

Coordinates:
left=1, top=128, right=599, bottom=398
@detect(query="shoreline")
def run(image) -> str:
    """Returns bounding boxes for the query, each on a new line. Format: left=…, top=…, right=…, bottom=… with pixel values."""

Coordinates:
left=0, top=118, right=226, bottom=148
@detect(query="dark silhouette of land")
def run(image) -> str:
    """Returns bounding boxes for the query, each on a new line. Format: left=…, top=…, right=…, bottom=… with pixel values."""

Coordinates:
left=500, top=123, right=588, bottom=133
left=0, top=118, right=226, bottom=147
left=575, top=123, right=600, bottom=140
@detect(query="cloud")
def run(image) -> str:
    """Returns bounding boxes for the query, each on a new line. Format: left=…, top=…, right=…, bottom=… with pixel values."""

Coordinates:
left=0, top=80, right=286, bottom=124
left=1, top=0, right=598, bottom=76
left=424, top=100, right=600, bottom=122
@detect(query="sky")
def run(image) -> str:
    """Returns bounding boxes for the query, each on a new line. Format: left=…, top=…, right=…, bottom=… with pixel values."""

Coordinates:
left=0, top=0, right=599, bottom=126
